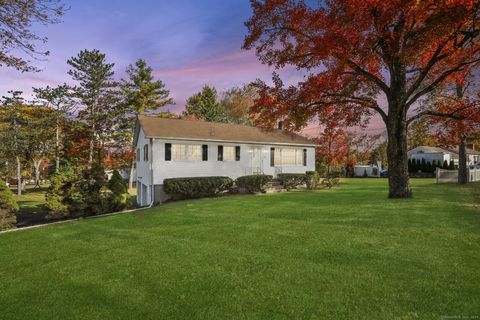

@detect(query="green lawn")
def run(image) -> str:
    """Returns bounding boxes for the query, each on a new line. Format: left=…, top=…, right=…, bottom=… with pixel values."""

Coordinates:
left=1, top=179, right=479, bottom=319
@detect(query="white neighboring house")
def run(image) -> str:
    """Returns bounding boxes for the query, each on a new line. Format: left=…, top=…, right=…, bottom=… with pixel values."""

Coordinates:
left=134, top=116, right=316, bottom=206
left=408, top=146, right=480, bottom=166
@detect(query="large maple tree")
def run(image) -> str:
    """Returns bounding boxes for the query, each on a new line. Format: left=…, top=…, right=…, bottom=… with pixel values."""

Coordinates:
left=244, top=0, right=480, bottom=198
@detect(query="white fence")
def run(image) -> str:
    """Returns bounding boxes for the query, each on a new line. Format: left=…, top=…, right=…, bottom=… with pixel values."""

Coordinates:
left=436, top=168, right=480, bottom=183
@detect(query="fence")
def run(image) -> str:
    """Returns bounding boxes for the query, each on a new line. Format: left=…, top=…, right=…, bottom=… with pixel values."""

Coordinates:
left=436, top=168, right=480, bottom=183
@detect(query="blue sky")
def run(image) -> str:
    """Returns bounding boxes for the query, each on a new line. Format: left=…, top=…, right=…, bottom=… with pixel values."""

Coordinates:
left=0, top=0, right=384, bottom=135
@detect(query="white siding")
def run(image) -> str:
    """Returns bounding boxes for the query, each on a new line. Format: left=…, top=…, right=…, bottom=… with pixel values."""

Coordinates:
left=151, top=138, right=315, bottom=185
left=135, top=128, right=153, bottom=206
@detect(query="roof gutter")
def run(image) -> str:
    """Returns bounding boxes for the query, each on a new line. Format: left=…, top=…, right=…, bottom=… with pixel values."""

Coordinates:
left=142, top=136, right=317, bottom=147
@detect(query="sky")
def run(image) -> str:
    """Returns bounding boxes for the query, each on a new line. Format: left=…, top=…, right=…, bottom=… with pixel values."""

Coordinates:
left=0, top=0, right=385, bottom=137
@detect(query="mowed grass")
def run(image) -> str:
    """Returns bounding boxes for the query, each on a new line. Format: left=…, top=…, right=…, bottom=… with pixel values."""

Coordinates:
left=1, top=179, right=479, bottom=319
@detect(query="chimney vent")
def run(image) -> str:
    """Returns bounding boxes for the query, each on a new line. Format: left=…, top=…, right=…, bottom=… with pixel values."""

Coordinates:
left=278, top=121, right=283, bottom=130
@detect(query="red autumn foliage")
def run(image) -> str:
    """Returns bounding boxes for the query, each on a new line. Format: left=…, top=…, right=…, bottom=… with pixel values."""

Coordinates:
left=244, top=0, right=480, bottom=197
left=431, top=93, right=480, bottom=146
left=315, top=125, right=349, bottom=173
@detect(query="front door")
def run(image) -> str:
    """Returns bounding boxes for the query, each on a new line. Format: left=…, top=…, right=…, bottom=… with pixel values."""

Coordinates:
left=250, top=147, right=263, bottom=174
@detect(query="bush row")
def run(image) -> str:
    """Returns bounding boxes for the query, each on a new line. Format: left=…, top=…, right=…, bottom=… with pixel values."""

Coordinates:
left=277, top=173, right=306, bottom=190
left=235, top=175, right=273, bottom=193
left=164, top=176, right=234, bottom=199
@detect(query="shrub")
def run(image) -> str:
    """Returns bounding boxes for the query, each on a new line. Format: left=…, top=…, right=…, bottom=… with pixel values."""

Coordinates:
left=164, top=176, right=233, bottom=199
left=0, top=179, right=18, bottom=231
left=277, top=173, right=306, bottom=189
left=108, top=170, right=129, bottom=210
left=46, top=164, right=112, bottom=218
left=236, top=175, right=272, bottom=194
left=321, top=173, right=340, bottom=189
left=306, top=171, right=319, bottom=190
left=45, top=165, right=76, bottom=217
left=75, top=164, right=110, bottom=216
left=372, top=167, right=379, bottom=176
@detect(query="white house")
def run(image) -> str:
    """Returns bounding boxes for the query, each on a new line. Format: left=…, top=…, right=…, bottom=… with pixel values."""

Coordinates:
left=134, top=116, right=316, bottom=206
left=408, top=146, right=480, bottom=166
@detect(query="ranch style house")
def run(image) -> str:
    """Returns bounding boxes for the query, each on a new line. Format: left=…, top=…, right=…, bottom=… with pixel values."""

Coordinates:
left=134, top=116, right=316, bottom=206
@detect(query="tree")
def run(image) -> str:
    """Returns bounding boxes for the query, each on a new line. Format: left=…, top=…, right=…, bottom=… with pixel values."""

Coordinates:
left=244, top=0, right=480, bottom=198
left=431, top=84, right=480, bottom=183
left=33, top=84, right=76, bottom=172
left=0, top=179, right=18, bottom=231
left=0, top=92, right=29, bottom=196
left=315, top=125, right=349, bottom=174
left=184, top=86, right=225, bottom=122
left=108, top=170, right=128, bottom=210
left=0, top=0, right=65, bottom=72
left=408, top=119, right=437, bottom=149
left=0, top=92, right=55, bottom=193
left=119, top=59, right=173, bottom=189
left=67, top=49, right=118, bottom=164
left=220, top=84, right=257, bottom=125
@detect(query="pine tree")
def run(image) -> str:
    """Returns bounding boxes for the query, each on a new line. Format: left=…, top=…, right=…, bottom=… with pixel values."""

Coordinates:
left=184, top=86, right=225, bottom=122
left=119, top=59, right=173, bottom=189
left=443, top=160, right=449, bottom=170
left=67, top=49, right=118, bottom=164
left=421, top=159, right=427, bottom=173
left=449, top=160, right=455, bottom=170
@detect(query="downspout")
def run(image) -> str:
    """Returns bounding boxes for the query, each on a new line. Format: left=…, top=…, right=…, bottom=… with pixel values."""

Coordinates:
left=148, top=138, right=155, bottom=207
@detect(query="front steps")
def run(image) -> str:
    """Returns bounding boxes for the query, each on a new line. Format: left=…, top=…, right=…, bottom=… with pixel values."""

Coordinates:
left=264, top=179, right=287, bottom=193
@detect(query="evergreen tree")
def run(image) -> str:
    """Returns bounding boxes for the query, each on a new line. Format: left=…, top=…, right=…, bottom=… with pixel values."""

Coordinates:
left=184, top=86, right=225, bottom=122
left=119, top=59, right=173, bottom=189
left=421, top=158, right=427, bottom=172
left=108, top=170, right=128, bottom=210
left=0, top=179, right=18, bottom=231
left=443, top=160, right=449, bottom=169
left=407, top=159, right=412, bottom=173
left=449, top=160, right=455, bottom=170
left=68, top=49, right=118, bottom=164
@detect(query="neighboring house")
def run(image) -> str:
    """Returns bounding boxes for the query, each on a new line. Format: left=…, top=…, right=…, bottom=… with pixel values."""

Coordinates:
left=408, top=146, right=480, bottom=166
left=354, top=165, right=381, bottom=177
left=134, top=116, right=316, bottom=206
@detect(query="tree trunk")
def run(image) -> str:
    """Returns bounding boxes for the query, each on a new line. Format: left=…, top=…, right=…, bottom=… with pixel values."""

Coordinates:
left=128, top=159, right=135, bottom=190
left=16, top=156, right=22, bottom=196
left=386, top=107, right=411, bottom=198
left=33, top=158, right=43, bottom=189
left=89, top=122, right=95, bottom=164
left=55, top=119, right=60, bottom=172
left=458, top=136, right=468, bottom=184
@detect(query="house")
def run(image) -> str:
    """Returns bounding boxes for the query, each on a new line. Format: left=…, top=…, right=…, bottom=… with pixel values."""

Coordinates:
left=408, top=146, right=480, bottom=166
left=134, top=116, right=317, bottom=206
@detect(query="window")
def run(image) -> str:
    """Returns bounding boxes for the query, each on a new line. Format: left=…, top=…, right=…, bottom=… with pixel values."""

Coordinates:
left=172, top=144, right=186, bottom=160
left=273, top=148, right=304, bottom=166
left=143, top=144, right=149, bottom=161
left=223, top=146, right=235, bottom=161
left=187, top=145, right=202, bottom=161
left=136, top=148, right=140, bottom=162
left=169, top=144, right=204, bottom=161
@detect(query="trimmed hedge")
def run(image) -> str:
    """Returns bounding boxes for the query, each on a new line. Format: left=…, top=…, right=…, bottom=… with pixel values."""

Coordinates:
left=236, top=175, right=272, bottom=194
left=164, top=176, right=233, bottom=199
left=277, top=173, right=306, bottom=190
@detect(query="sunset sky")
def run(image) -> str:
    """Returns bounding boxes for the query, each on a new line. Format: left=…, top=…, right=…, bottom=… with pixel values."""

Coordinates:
left=0, top=0, right=385, bottom=136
